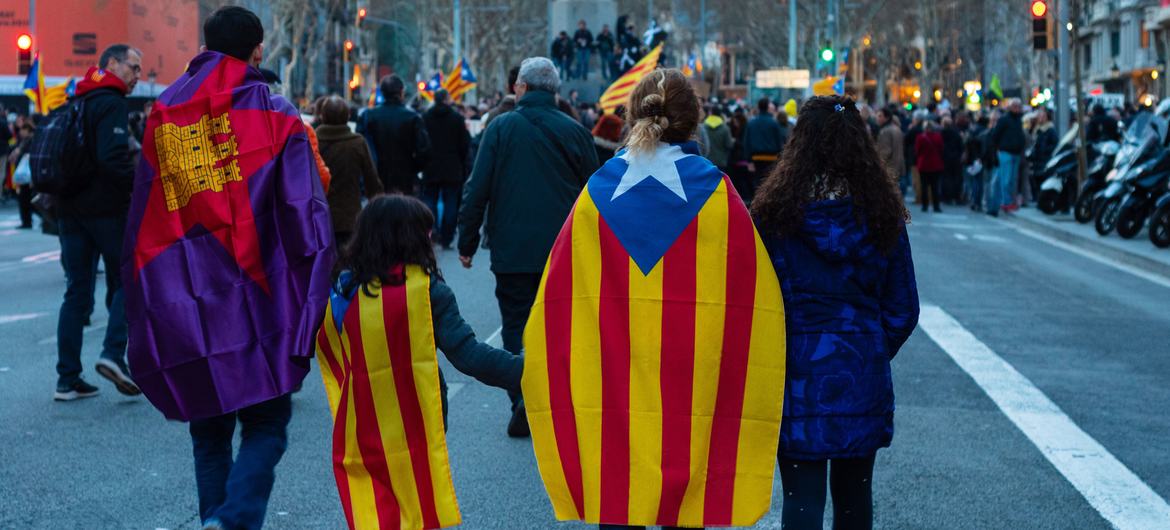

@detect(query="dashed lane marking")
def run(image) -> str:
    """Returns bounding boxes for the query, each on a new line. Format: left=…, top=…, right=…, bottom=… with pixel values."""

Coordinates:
left=485, top=326, right=503, bottom=348
left=1000, top=222, right=1170, bottom=290
left=953, top=233, right=969, bottom=241
left=972, top=234, right=1008, bottom=243
left=0, top=312, right=48, bottom=325
left=920, top=304, right=1170, bottom=529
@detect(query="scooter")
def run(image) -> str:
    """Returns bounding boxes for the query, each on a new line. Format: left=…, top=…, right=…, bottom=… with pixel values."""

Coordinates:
left=1037, top=128, right=1079, bottom=214
left=1071, top=140, right=1121, bottom=222
left=1084, top=101, right=1170, bottom=224
left=1146, top=181, right=1170, bottom=248
left=1113, top=155, right=1170, bottom=239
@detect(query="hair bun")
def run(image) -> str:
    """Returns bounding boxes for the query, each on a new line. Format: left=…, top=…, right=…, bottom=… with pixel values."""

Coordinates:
left=641, top=93, right=665, bottom=117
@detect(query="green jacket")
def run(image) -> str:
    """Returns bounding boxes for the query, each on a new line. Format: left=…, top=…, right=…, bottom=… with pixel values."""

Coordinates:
left=458, top=90, right=600, bottom=273
left=703, top=115, right=735, bottom=168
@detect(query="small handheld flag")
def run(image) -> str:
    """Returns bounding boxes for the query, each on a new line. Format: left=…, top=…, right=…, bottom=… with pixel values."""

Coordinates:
left=442, top=59, right=477, bottom=102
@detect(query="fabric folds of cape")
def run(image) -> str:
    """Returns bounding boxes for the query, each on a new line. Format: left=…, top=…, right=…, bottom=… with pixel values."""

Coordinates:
left=122, top=51, right=335, bottom=421
left=316, top=265, right=461, bottom=530
left=523, top=142, right=787, bottom=527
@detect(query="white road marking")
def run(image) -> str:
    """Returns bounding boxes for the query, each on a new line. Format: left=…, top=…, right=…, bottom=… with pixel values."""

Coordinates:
left=0, top=312, right=47, bottom=325
left=447, top=382, right=466, bottom=399
left=953, top=233, right=969, bottom=241
left=972, top=234, right=1007, bottom=243
left=0, top=230, right=17, bottom=236
left=919, top=304, right=1170, bottom=529
left=0, top=219, right=19, bottom=228
left=484, top=326, right=503, bottom=347
left=1003, top=223, right=1170, bottom=290
left=38, top=320, right=107, bottom=345
left=21, top=250, right=60, bottom=264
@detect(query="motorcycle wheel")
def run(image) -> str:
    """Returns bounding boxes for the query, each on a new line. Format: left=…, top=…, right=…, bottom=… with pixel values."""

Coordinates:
left=1074, top=192, right=1096, bottom=223
left=1116, top=204, right=1144, bottom=239
left=1095, top=196, right=1122, bottom=236
left=1038, top=190, right=1061, bottom=214
left=1150, top=205, right=1170, bottom=248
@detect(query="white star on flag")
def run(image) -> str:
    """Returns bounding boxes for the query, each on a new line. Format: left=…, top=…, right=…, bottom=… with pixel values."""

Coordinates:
left=612, top=143, right=692, bottom=201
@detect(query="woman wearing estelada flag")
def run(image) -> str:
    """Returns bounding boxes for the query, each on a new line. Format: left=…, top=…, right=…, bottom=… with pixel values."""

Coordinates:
left=523, top=68, right=787, bottom=529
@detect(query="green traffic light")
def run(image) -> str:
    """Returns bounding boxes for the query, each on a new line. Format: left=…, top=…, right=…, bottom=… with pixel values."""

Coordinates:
left=820, top=48, right=834, bottom=62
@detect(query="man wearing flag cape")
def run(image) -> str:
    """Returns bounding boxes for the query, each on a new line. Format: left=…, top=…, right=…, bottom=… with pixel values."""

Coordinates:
left=523, top=68, right=786, bottom=529
left=122, top=7, right=334, bottom=529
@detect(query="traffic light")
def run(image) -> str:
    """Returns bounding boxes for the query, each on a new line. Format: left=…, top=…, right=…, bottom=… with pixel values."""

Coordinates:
left=356, top=7, right=367, bottom=27
left=16, top=33, right=32, bottom=75
left=1032, top=1, right=1054, bottom=50
left=343, top=39, right=355, bottom=62
left=820, top=45, right=834, bottom=63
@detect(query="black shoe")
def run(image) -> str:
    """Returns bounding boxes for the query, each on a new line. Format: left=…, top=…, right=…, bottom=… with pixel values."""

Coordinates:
left=96, top=358, right=141, bottom=396
left=934, top=207, right=942, bottom=213
left=54, top=379, right=100, bottom=401
left=987, top=211, right=999, bottom=218
left=17, top=224, right=32, bottom=230
left=507, top=401, right=530, bottom=438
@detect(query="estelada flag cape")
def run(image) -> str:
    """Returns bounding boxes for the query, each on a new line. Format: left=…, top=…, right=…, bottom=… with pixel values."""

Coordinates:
left=122, top=51, right=335, bottom=421
left=316, top=266, right=461, bottom=530
left=523, top=141, right=786, bottom=527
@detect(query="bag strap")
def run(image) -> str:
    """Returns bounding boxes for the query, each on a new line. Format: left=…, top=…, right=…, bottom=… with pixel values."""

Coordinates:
left=516, top=107, right=581, bottom=184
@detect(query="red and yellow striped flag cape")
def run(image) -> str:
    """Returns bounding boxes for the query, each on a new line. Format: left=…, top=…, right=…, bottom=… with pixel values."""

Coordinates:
left=316, top=265, right=461, bottom=530
left=523, top=142, right=786, bottom=527
left=599, top=44, right=663, bottom=114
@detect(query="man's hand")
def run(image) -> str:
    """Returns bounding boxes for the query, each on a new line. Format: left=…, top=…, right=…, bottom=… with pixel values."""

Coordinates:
left=747, top=162, right=757, bottom=173
left=460, top=255, right=473, bottom=269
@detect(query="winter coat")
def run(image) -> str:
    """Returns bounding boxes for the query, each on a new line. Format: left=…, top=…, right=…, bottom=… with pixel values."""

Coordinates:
left=989, top=111, right=1026, bottom=155
left=941, top=126, right=965, bottom=174
left=761, top=200, right=919, bottom=459
left=915, top=130, right=945, bottom=173
left=876, top=122, right=905, bottom=177
left=743, top=114, right=785, bottom=160
left=422, top=102, right=472, bottom=186
left=61, top=67, right=135, bottom=218
left=1029, top=122, right=1059, bottom=169
left=357, top=101, right=431, bottom=193
left=574, top=28, right=594, bottom=50
left=458, top=90, right=601, bottom=273
left=315, top=123, right=383, bottom=234
left=703, top=115, right=735, bottom=168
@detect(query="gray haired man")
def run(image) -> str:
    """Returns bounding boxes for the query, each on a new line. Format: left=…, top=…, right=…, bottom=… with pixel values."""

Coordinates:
left=457, top=57, right=600, bottom=437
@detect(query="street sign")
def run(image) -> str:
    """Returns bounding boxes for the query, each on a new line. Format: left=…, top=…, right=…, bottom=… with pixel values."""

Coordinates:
left=755, top=69, right=810, bottom=89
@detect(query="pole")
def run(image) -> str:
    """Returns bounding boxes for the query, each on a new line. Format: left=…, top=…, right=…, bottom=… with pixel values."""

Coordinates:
left=454, top=0, right=462, bottom=61
left=647, top=0, right=653, bottom=26
left=788, top=0, right=797, bottom=68
left=700, top=0, right=706, bottom=53
left=29, top=0, right=35, bottom=51
left=1057, top=0, right=1071, bottom=138
left=1070, top=0, right=1088, bottom=188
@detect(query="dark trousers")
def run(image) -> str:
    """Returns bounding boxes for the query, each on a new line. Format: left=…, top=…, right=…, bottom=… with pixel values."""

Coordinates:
left=778, top=457, right=876, bottom=530
left=420, top=183, right=462, bottom=246
left=919, top=171, right=943, bottom=211
left=56, top=214, right=128, bottom=387
left=494, top=272, right=542, bottom=403
left=18, top=185, right=33, bottom=227
left=190, top=393, right=293, bottom=530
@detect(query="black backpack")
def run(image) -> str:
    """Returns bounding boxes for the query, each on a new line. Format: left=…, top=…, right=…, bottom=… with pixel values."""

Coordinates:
left=29, top=95, right=91, bottom=196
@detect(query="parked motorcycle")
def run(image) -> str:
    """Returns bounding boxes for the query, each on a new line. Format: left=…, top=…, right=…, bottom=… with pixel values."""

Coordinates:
left=1083, top=103, right=1170, bottom=224
left=1039, top=126, right=1119, bottom=215
left=1147, top=182, right=1170, bottom=248
left=1113, top=152, right=1170, bottom=239
left=1071, top=140, right=1121, bottom=222
left=1095, top=110, right=1170, bottom=236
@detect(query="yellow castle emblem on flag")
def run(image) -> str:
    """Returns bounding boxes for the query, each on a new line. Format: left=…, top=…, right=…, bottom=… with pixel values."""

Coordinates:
left=155, top=113, right=242, bottom=211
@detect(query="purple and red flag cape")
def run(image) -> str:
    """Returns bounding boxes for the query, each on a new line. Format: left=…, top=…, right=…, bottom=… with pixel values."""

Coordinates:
left=122, top=52, right=335, bottom=421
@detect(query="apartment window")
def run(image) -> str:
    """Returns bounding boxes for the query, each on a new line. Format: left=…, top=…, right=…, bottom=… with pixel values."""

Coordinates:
left=1111, top=30, right=1120, bottom=57
left=1084, top=43, right=1092, bottom=70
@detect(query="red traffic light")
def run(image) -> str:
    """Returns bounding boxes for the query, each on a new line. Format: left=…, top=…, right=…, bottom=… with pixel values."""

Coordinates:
left=344, top=40, right=355, bottom=52
left=1031, top=0, right=1047, bottom=18
left=358, top=7, right=367, bottom=18
left=417, top=81, right=427, bottom=91
left=16, top=33, right=33, bottom=51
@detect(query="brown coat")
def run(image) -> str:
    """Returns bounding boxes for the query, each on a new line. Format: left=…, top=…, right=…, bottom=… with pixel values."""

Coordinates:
left=315, top=124, right=384, bottom=234
left=877, top=121, right=905, bottom=178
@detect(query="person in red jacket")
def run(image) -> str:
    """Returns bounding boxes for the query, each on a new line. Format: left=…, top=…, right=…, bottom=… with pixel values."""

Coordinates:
left=914, top=120, right=944, bottom=213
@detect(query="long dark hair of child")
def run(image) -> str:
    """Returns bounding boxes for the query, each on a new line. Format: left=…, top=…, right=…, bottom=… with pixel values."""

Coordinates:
left=337, top=194, right=439, bottom=295
left=750, top=95, right=910, bottom=254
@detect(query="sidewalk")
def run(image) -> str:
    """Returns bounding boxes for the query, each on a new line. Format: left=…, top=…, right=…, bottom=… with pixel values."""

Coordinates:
left=1007, top=207, right=1170, bottom=279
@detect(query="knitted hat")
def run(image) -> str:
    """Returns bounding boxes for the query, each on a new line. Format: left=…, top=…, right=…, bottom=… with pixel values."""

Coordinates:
left=591, top=112, right=624, bottom=143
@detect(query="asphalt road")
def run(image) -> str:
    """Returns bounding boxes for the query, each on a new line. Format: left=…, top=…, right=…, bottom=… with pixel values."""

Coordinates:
left=2, top=203, right=1169, bottom=529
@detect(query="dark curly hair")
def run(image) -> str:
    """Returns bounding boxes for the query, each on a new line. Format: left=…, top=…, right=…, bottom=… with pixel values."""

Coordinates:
left=750, top=95, right=909, bottom=253
left=337, top=194, right=438, bottom=295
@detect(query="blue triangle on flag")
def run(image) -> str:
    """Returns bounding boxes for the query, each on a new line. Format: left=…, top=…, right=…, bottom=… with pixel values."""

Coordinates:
left=833, top=78, right=844, bottom=95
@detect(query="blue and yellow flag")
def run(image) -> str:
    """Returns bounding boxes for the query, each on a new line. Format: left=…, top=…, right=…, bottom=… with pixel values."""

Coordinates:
left=523, top=141, right=786, bottom=527
left=420, top=73, right=443, bottom=102
left=23, top=54, right=74, bottom=115
left=442, top=59, right=477, bottom=102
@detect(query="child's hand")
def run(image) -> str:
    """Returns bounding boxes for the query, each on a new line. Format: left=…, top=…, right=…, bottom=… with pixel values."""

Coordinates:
left=459, top=255, right=473, bottom=269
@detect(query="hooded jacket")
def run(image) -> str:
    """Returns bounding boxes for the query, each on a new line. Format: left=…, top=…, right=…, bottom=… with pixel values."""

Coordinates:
left=703, top=114, right=735, bottom=168
left=422, top=102, right=471, bottom=186
left=61, top=66, right=134, bottom=217
left=760, top=200, right=919, bottom=459
left=316, top=123, right=383, bottom=234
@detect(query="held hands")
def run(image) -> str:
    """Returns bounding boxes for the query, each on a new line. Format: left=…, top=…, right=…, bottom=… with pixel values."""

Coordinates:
left=460, top=255, right=473, bottom=269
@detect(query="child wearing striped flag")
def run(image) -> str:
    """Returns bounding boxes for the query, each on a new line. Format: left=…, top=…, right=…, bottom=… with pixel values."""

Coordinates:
left=316, top=195, right=523, bottom=530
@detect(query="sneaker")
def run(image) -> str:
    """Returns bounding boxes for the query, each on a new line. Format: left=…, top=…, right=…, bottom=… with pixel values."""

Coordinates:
left=95, top=358, right=141, bottom=396
left=54, top=379, right=100, bottom=401
left=507, top=401, right=530, bottom=438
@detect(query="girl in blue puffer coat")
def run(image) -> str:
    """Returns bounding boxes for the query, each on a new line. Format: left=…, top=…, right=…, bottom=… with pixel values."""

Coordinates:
left=751, top=96, right=920, bottom=530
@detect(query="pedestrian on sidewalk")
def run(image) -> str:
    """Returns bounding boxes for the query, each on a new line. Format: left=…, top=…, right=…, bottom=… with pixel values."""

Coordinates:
left=421, top=88, right=471, bottom=249
left=524, top=67, right=786, bottom=530
left=596, top=24, right=616, bottom=81
left=915, top=120, right=945, bottom=213
left=591, top=110, right=624, bottom=161
left=52, top=43, right=142, bottom=401
left=1027, top=108, right=1059, bottom=204
left=751, top=95, right=920, bottom=530
left=357, top=75, right=431, bottom=195
left=742, top=97, right=786, bottom=203
left=8, top=119, right=37, bottom=229
left=122, top=7, right=335, bottom=530
left=875, top=107, right=905, bottom=197
left=987, top=99, right=1026, bottom=216
left=573, top=20, right=594, bottom=80
left=317, top=195, right=522, bottom=530
left=458, top=56, right=599, bottom=437
left=941, top=117, right=965, bottom=203
left=964, top=114, right=991, bottom=211
left=702, top=105, right=735, bottom=173
left=315, top=95, right=384, bottom=247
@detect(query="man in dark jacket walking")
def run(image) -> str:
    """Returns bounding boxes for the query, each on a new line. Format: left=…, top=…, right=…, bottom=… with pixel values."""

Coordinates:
left=741, top=97, right=786, bottom=202
left=987, top=99, right=1026, bottom=216
left=53, top=44, right=142, bottom=401
left=357, top=75, right=431, bottom=195
left=458, top=56, right=600, bottom=437
left=422, top=89, right=471, bottom=249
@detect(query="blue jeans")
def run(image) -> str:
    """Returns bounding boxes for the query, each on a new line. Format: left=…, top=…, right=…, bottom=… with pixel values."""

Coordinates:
left=190, top=393, right=292, bottom=530
left=988, top=151, right=1020, bottom=213
left=420, top=183, right=462, bottom=246
left=576, top=48, right=592, bottom=79
left=965, top=168, right=985, bottom=210
left=56, top=214, right=128, bottom=387
left=600, top=51, right=614, bottom=80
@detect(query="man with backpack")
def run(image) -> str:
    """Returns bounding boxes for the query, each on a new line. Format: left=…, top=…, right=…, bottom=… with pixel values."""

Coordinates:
left=46, top=44, right=141, bottom=401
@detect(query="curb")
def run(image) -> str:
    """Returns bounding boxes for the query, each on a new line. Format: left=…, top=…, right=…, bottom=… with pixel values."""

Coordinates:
left=1006, top=213, right=1170, bottom=281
